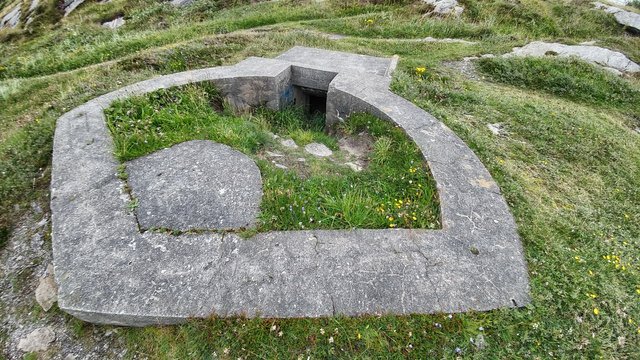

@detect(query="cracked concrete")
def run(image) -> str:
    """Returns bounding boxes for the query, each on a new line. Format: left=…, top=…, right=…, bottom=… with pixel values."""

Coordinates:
left=50, top=47, right=530, bottom=326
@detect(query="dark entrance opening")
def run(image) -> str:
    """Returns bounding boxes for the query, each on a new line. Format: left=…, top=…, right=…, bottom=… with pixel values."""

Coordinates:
left=293, top=86, right=327, bottom=116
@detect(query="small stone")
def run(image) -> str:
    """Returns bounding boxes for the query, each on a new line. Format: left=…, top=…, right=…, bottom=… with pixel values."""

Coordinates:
left=296, top=158, right=306, bottom=162
left=17, top=327, right=56, bottom=352
left=345, top=162, right=363, bottom=172
left=480, top=54, right=495, bottom=58
left=275, top=164, right=288, bottom=170
left=102, top=16, right=125, bottom=29
left=35, top=264, right=58, bottom=311
left=487, top=123, right=504, bottom=136
left=305, top=143, right=333, bottom=157
left=280, top=139, right=298, bottom=149
left=36, top=217, right=48, bottom=228
left=504, top=41, right=640, bottom=74
left=634, top=127, right=640, bottom=134
left=265, top=151, right=284, bottom=157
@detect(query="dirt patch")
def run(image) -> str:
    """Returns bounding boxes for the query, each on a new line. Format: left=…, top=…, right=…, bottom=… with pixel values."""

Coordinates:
left=338, top=132, right=373, bottom=164
left=0, top=205, right=126, bottom=359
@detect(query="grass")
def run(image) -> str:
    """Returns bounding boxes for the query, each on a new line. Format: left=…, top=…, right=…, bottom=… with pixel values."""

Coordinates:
left=476, top=56, right=640, bottom=107
left=1, top=0, right=640, bottom=358
left=105, top=83, right=440, bottom=231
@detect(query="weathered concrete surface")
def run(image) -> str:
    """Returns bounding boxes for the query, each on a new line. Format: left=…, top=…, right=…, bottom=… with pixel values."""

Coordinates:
left=126, top=140, right=263, bottom=231
left=277, top=46, right=396, bottom=89
left=594, top=2, right=640, bottom=33
left=505, top=41, right=640, bottom=74
left=51, top=47, right=529, bottom=326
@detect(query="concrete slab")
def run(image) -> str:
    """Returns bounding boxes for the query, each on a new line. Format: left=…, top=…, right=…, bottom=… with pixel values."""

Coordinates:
left=126, top=140, right=263, bottom=231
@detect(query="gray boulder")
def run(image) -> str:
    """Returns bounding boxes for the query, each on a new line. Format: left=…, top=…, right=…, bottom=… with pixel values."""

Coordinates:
left=102, top=16, right=125, bottom=29
left=423, top=0, right=464, bottom=16
left=0, top=5, right=21, bottom=29
left=504, top=41, right=640, bottom=74
left=594, top=2, right=640, bottom=33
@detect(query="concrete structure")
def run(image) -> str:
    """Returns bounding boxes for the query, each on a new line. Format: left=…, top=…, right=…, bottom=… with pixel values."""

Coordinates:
left=51, top=47, right=530, bottom=326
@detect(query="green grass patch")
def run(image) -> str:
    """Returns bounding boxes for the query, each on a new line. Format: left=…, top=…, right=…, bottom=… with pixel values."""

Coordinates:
left=476, top=56, right=640, bottom=108
left=105, top=83, right=440, bottom=231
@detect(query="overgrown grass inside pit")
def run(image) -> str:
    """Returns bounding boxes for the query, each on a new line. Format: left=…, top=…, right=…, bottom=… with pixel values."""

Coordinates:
left=105, top=83, right=440, bottom=231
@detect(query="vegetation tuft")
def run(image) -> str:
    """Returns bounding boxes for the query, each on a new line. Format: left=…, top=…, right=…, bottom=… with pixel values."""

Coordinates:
left=477, top=56, right=640, bottom=108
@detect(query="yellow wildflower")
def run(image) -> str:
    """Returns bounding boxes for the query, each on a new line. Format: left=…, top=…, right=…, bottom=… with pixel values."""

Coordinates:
left=593, top=308, right=600, bottom=315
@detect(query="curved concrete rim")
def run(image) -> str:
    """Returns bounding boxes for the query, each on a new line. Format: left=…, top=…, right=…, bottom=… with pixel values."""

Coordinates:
left=51, top=47, right=530, bottom=326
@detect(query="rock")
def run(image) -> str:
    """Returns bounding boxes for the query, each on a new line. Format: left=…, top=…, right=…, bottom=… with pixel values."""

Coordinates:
left=423, top=0, right=464, bottom=16
left=102, top=16, right=125, bottom=29
left=265, top=151, right=284, bottom=157
left=17, top=327, right=56, bottom=352
left=0, top=5, right=21, bottom=29
left=126, top=140, right=263, bottom=231
left=171, top=0, right=194, bottom=6
left=504, top=41, right=640, bottom=74
left=345, top=162, right=363, bottom=172
left=605, top=0, right=630, bottom=5
left=35, top=264, right=58, bottom=311
left=487, top=123, right=505, bottom=136
left=304, top=143, right=333, bottom=157
left=594, top=2, right=640, bottom=33
left=275, top=163, right=288, bottom=170
left=29, top=0, right=40, bottom=12
left=63, top=0, right=86, bottom=16
left=280, top=139, right=298, bottom=149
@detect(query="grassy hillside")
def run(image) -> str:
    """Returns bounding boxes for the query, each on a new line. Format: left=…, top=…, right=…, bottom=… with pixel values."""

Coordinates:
left=1, top=0, right=639, bottom=358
